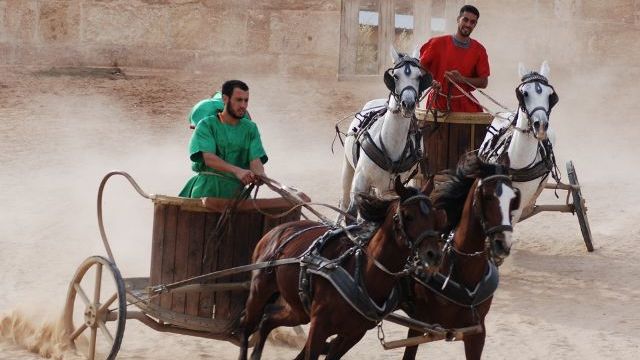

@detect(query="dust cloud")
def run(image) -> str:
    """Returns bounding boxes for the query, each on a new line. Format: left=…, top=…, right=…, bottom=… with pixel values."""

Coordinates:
left=1, top=20, right=639, bottom=360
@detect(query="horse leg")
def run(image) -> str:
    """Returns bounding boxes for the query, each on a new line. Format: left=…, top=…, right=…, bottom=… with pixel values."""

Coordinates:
left=238, top=274, right=279, bottom=360
left=401, top=329, right=422, bottom=360
left=462, top=325, right=486, bottom=360
left=249, top=303, right=305, bottom=360
left=339, top=155, right=356, bottom=223
left=302, top=316, right=332, bottom=360
left=345, top=168, right=370, bottom=225
left=325, top=331, right=366, bottom=360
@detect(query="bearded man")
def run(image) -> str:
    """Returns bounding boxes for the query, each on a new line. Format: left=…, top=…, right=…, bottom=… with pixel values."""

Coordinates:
left=419, top=4, right=490, bottom=112
left=180, top=80, right=268, bottom=198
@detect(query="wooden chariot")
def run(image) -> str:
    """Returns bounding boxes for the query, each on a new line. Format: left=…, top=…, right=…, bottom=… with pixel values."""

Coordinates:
left=62, top=171, right=304, bottom=360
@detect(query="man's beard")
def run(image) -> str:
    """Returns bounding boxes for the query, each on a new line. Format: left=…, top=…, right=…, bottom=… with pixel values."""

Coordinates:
left=459, top=26, right=472, bottom=37
left=227, top=106, right=244, bottom=119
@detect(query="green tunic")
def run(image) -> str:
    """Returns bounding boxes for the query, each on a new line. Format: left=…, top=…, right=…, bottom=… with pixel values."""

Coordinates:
left=188, top=92, right=251, bottom=129
left=179, top=114, right=268, bottom=198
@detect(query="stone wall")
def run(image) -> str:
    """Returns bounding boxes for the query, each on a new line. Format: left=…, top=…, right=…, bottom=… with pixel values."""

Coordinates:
left=1, top=0, right=637, bottom=75
left=0, top=0, right=341, bottom=76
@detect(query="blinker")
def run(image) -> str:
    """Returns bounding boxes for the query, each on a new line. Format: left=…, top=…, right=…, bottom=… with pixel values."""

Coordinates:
left=419, top=201, right=430, bottom=216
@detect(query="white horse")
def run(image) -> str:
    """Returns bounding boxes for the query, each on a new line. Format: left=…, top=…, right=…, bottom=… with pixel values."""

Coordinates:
left=479, top=61, right=560, bottom=224
left=340, top=47, right=432, bottom=223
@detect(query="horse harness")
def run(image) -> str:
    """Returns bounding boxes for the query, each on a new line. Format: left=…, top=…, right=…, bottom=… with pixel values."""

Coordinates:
left=403, top=175, right=515, bottom=316
left=515, top=71, right=559, bottom=121
left=384, top=55, right=432, bottom=104
left=350, top=107, right=423, bottom=175
left=480, top=110, right=561, bottom=184
left=297, top=194, right=439, bottom=323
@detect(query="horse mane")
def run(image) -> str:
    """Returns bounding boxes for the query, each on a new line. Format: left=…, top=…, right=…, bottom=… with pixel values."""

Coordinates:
left=430, top=153, right=507, bottom=231
left=356, top=187, right=421, bottom=223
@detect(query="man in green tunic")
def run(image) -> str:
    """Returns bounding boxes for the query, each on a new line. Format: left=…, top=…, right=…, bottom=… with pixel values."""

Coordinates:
left=179, top=80, right=268, bottom=198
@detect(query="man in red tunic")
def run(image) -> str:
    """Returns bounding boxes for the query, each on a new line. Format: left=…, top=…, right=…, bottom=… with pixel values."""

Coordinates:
left=419, top=5, right=489, bottom=112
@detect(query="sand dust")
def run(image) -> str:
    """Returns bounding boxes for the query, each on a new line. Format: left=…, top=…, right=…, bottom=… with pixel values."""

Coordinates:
left=0, top=63, right=638, bottom=359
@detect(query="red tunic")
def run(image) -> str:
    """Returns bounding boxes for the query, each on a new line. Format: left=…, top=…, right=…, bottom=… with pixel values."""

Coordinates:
left=419, top=35, right=490, bottom=112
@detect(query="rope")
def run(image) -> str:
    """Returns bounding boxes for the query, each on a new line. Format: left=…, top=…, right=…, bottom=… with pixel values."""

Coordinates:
left=442, top=73, right=513, bottom=122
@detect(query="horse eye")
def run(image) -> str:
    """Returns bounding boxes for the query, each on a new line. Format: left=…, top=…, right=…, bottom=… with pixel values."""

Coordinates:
left=523, top=90, right=529, bottom=97
left=402, top=212, right=414, bottom=222
left=393, top=74, right=399, bottom=80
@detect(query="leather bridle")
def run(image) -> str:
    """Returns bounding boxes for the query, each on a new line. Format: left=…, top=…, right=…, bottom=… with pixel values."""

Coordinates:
left=393, top=194, right=442, bottom=257
left=472, top=174, right=517, bottom=238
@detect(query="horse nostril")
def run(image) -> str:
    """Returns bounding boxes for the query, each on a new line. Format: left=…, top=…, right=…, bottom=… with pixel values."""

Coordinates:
left=543, top=122, right=549, bottom=130
left=533, top=121, right=540, bottom=129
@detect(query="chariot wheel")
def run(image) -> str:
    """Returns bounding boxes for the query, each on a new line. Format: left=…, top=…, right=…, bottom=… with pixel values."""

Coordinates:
left=566, top=161, right=594, bottom=252
left=63, top=256, right=126, bottom=360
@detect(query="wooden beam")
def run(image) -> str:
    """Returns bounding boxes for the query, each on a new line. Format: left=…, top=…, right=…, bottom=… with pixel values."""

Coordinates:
left=378, top=0, right=395, bottom=73
left=339, top=0, right=360, bottom=75
left=414, top=0, right=432, bottom=46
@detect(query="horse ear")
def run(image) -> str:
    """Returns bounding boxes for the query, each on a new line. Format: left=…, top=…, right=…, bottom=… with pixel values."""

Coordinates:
left=411, top=44, right=420, bottom=59
left=394, top=176, right=409, bottom=199
left=420, top=175, right=435, bottom=196
left=540, top=60, right=550, bottom=78
left=518, top=62, right=527, bottom=78
left=390, top=46, right=400, bottom=64
left=500, top=152, right=511, bottom=170
left=434, top=208, right=448, bottom=232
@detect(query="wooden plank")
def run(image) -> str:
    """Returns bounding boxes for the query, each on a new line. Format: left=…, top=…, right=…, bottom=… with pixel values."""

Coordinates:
left=448, top=123, right=471, bottom=170
left=198, top=212, right=220, bottom=318
left=415, top=110, right=494, bottom=124
left=213, top=214, right=235, bottom=321
left=339, top=0, right=360, bottom=75
left=472, top=123, right=488, bottom=150
left=378, top=0, right=395, bottom=72
left=185, top=212, right=206, bottom=317
left=160, top=205, right=178, bottom=310
left=152, top=195, right=309, bottom=213
left=228, top=212, right=264, bottom=321
left=424, top=122, right=450, bottom=175
left=414, top=0, right=432, bottom=44
left=150, top=204, right=166, bottom=306
left=171, top=209, right=190, bottom=314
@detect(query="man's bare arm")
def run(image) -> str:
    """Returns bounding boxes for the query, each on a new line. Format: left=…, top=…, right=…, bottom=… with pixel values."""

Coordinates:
left=445, top=70, right=488, bottom=88
left=202, top=152, right=255, bottom=185
left=249, top=158, right=265, bottom=177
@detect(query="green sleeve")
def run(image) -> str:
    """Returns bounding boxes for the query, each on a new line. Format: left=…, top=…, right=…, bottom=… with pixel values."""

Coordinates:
left=189, top=117, right=217, bottom=162
left=248, top=122, right=268, bottom=164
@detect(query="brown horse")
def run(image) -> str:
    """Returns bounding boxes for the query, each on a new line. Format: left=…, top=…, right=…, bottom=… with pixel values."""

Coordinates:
left=238, top=177, right=447, bottom=360
left=401, top=154, right=520, bottom=360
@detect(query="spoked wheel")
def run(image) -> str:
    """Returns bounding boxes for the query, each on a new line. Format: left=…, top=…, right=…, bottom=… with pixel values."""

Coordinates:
left=566, top=161, right=594, bottom=252
left=63, top=256, right=126, bottom=360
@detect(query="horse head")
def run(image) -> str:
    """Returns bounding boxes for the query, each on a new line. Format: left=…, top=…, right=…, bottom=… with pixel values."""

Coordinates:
left=515, top=61, right=559, bottom=140
left=392, top=177, right=446, bottom=270
left=384, top=46, right=433, bottom=118
left=472, top=164, right=520, bottom=264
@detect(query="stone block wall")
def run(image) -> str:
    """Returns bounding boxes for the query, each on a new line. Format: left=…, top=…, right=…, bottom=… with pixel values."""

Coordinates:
left=0, top=0, right=341, bottom=76
left=0, top=0, right=637, bottom=75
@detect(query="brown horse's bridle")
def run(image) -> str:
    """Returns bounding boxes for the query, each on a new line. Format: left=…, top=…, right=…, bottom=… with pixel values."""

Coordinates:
left=393, top=194, right=442, bottom=253
left=472, top=174, right=515, bottom=239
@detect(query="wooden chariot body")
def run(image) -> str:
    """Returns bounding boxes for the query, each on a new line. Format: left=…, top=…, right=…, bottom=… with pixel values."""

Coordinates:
left=415, top=109, right=494, bottom=175
left=126, top=195, right=302, bottom=341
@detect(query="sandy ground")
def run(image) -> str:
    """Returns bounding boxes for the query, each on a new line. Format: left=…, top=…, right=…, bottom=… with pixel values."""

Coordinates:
left=0, top=63, right=639, bottom=360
